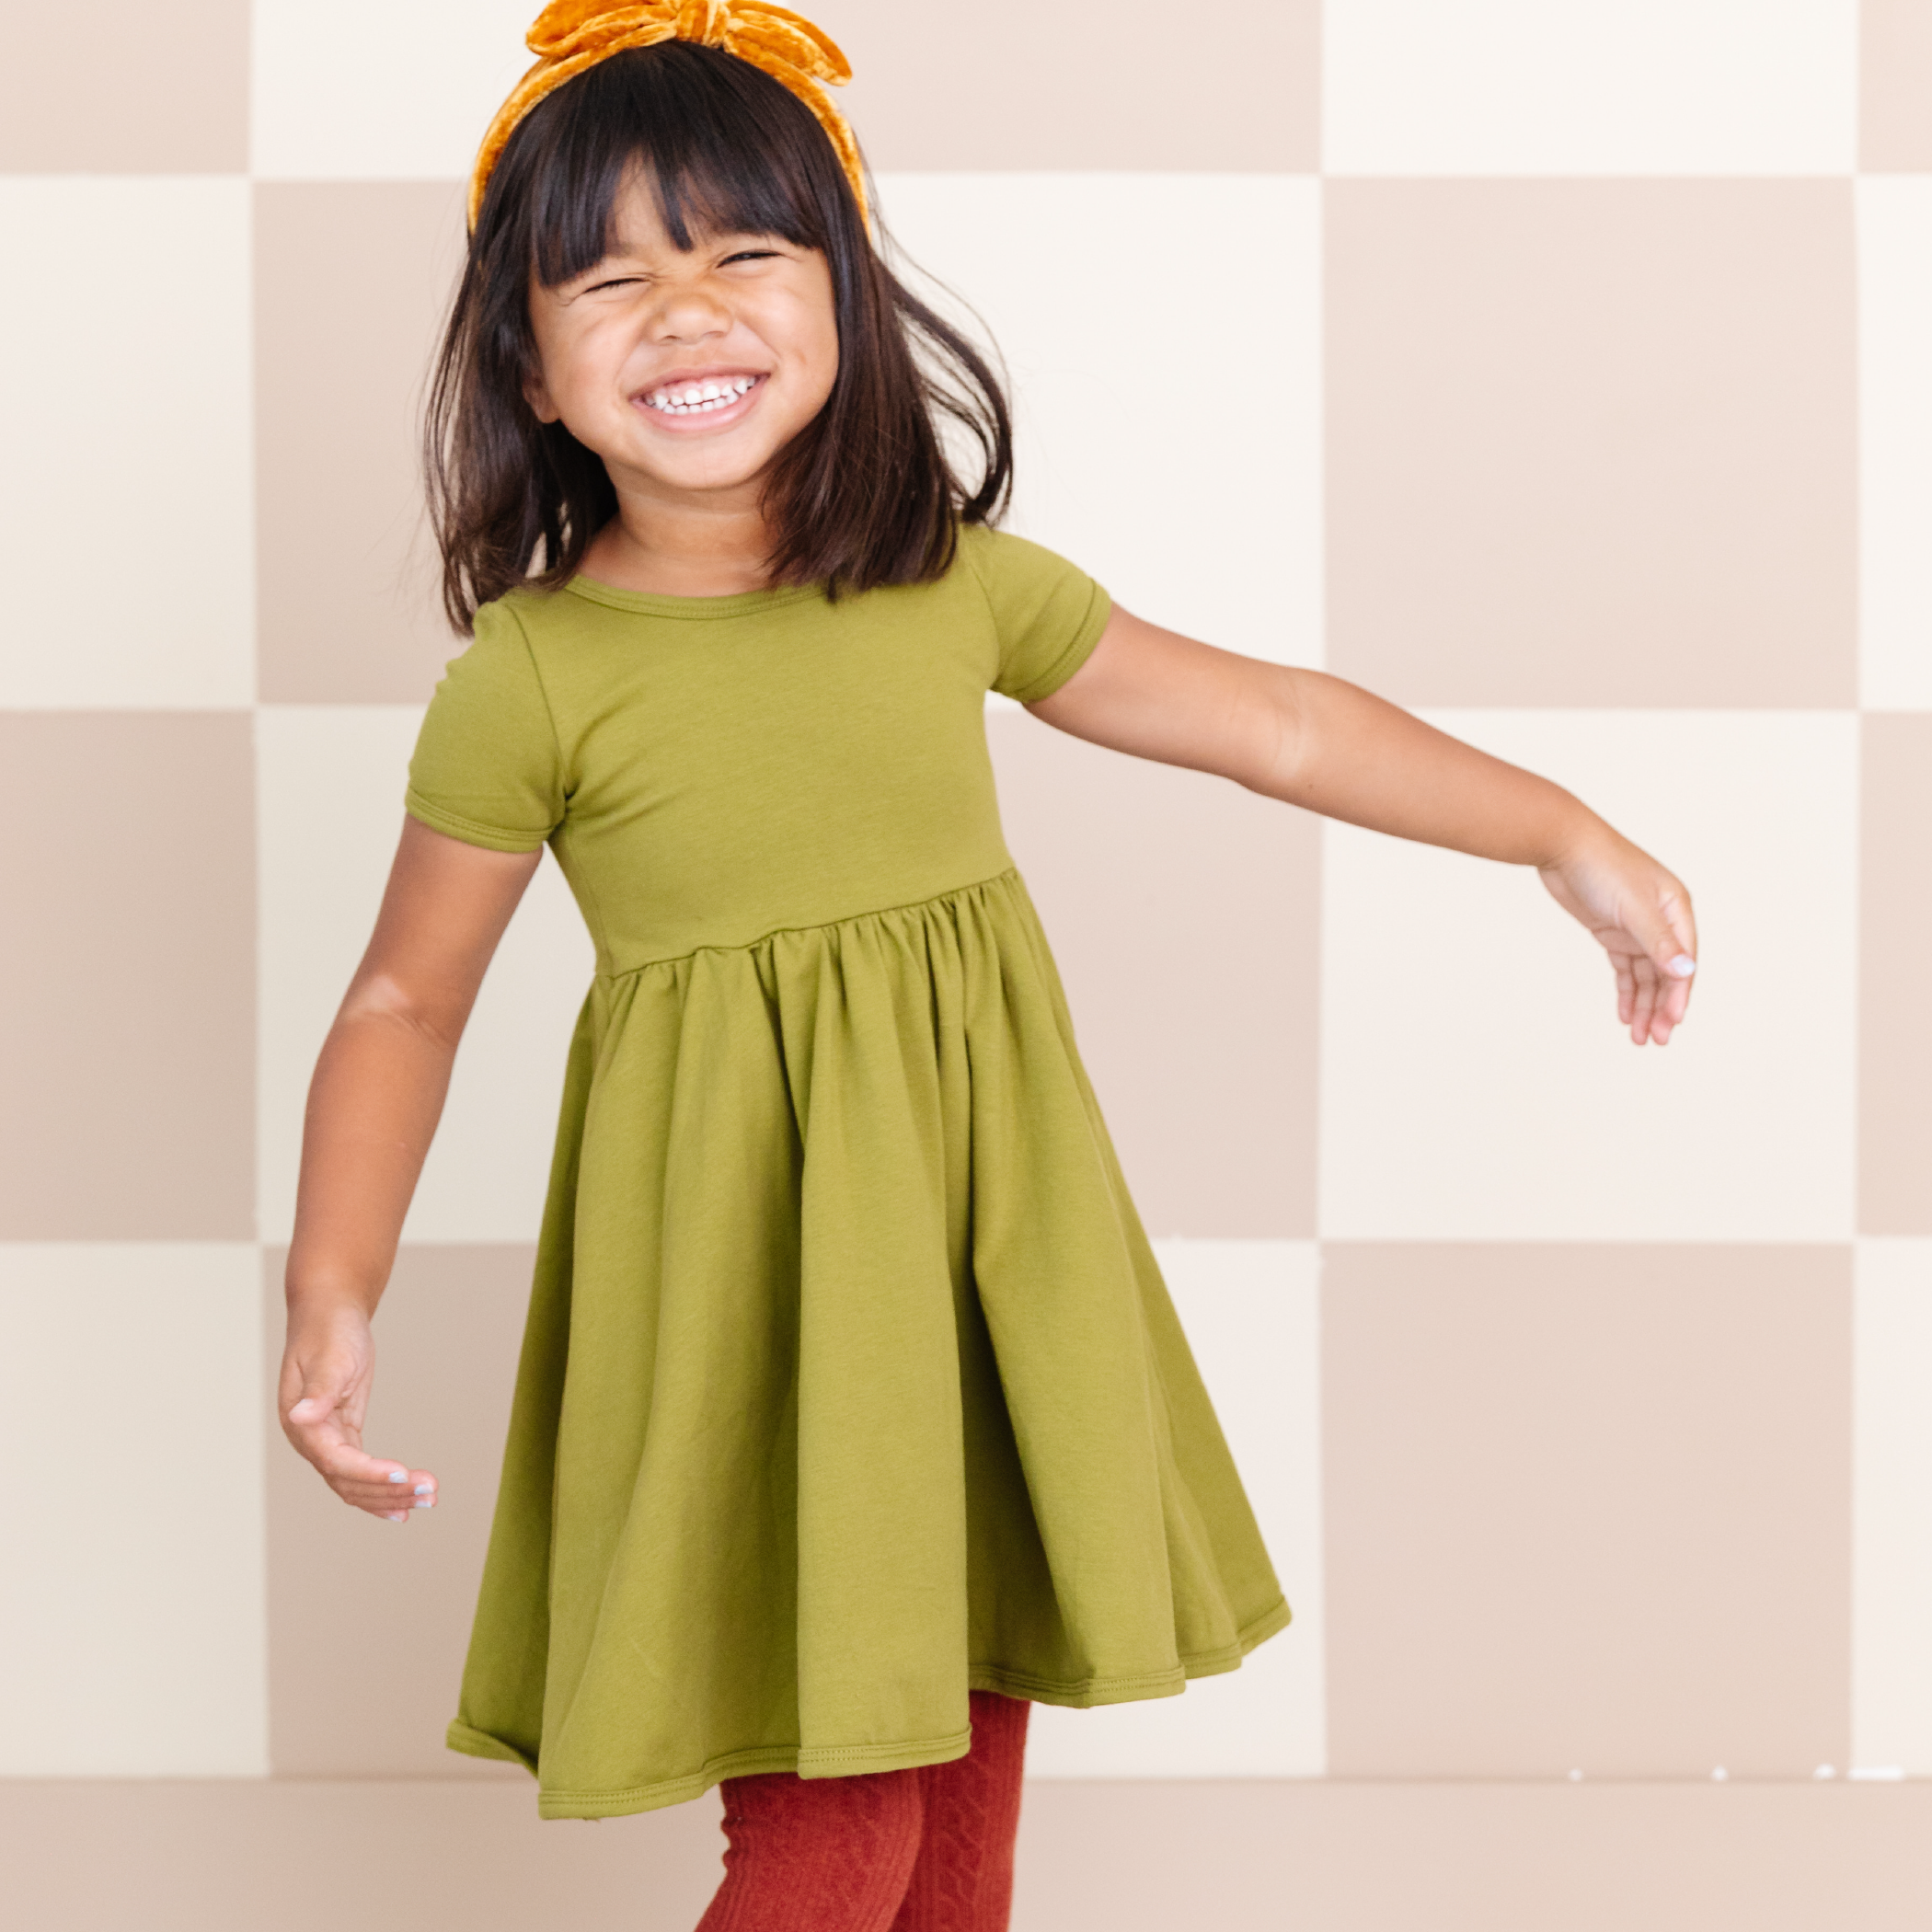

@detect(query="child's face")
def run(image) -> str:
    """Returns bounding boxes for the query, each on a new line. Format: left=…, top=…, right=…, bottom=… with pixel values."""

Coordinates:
left=524, top=170, right=839, bottom=507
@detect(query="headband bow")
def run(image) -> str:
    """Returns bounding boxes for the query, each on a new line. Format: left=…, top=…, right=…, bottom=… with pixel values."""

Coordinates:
left=468, top=0, right=866, bottom=232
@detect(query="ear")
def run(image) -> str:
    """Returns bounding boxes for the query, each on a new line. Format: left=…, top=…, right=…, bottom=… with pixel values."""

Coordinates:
left=523, top=366, right=561, bottom=425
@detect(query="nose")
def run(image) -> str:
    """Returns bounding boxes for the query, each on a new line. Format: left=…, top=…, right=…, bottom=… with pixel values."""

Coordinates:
left=651, top=283, right=730, bottom=347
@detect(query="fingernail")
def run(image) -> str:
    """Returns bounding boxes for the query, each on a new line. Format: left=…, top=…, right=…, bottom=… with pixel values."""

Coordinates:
left=413, top=1483, right=433, bottom=1496
left=1667, top=954, right=1696, bottom=979
left=414, top=1497, right=434, bottom=1509
left=386, top=1512, right=408, bottom=1522
left=386, top=1470, right=408, bottom=1484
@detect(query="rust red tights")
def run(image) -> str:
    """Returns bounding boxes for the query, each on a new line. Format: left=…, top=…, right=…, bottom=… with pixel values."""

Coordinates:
left=696, top=1692, right=1030, bottom=1932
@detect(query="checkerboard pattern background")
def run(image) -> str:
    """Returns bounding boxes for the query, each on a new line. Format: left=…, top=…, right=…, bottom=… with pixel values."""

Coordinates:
left=6, top=4, right=1932, bottom=1926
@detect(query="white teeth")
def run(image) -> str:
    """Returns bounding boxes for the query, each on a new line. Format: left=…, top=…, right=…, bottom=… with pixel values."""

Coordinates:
left=646, top=375, right=759, bottom=414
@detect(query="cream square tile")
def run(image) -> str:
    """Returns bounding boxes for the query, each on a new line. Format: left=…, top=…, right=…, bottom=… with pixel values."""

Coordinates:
left=1319, top=712, right=1857, bottom=1241
left=0, top=180, right=251, bottom=707
left=1028, top=1241, right=1324, bottom=1777
left=257, top=707, right=595, bottom=1247
left=1326, top=181, right=1856, bottom=708
left=1854, top=1238, right=1932, bottom=1774
left=1325, top=0, right=1857, bottom=174
left=252, top=1, right=538, bottom=178
left=0, top=1244, right=265, bottom=1775
left=878, top=174, right=1322, bottom=669
left=1857, top=181, right=1932, bottom=709
left=1324, top=1242, right=1851, bottom=1778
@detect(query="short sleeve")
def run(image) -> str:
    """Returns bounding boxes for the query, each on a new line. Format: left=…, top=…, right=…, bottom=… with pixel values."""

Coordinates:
left=405, top=600, right=566, bottom=854
left=965, top=527, right=1113, bottom=703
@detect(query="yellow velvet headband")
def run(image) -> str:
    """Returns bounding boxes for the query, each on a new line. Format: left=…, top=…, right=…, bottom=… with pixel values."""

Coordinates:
left=468, top=0, right=867, bottom=232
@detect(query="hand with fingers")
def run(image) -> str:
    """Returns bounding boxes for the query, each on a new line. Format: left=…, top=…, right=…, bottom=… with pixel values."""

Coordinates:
left=279, top=1303, right=438, bottom=1523
left=1537, top=825, right=1697, bottom=1047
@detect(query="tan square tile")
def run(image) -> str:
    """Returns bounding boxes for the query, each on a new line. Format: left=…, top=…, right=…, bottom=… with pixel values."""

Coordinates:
left=0, top=716, right=253, bottom=1239
left=1323, top=1243, right=1852, bottom=1778
left=1859, top=716, right=1932, bottom=1233
left=1327, top=181, right=1857, bottom=707
left=256, top=183, right=469, bottom=704
left=821, top=0, right=1319, bottom=170
left=1862, top=0, right=1932, bottom=171
left=265, top=1244, right=537, bottom=1776
left=0, top=0, right=247, bottom=171
left=988, top=711, right=1318, bottom=1237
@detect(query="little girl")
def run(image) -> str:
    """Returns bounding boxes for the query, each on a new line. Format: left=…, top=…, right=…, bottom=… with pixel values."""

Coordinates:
left=280, top=6, right=1698, bottom=1927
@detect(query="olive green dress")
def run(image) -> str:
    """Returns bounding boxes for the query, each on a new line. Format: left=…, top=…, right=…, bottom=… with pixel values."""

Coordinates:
left=407, top=523, right=1289, bottom=1821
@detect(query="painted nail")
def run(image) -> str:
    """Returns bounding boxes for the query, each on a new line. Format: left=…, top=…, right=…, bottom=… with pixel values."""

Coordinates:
left=386, top=1470, right=408, bottom=1483
left=386, top=1512, right=408, bottom=1522
left=413, top=1484, right=433, bottom=1496
left=1667, top=954, right=1696, bottom=979
left=415, top=1497, right=434, bottom=1509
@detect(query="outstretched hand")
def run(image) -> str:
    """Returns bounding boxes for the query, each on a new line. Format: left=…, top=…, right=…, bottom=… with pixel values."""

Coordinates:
left=1538, top=828, right=1697, bottom=1047
left=280, top=1304, right=438, bottom=1523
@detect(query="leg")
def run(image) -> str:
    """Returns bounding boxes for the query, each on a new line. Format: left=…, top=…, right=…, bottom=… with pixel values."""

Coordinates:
left=697, top=1765, right=926, bottom=1932
left=891, top=1693, right=1031, bottom=1932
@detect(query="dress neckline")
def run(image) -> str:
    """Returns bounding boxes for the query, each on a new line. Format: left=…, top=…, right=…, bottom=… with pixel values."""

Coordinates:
left=564, top=575, right=824, bottom=621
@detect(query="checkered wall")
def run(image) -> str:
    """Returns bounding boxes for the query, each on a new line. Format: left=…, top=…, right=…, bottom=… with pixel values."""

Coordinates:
left=5, top=0, right=1932, bottom=1875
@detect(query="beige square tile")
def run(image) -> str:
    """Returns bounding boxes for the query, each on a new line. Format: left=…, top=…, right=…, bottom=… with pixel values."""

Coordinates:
left=1015, top=1782, right=1932, bottom=1932
left=1319, top=711, right=1856, bottom=1241
left=0, top=1779, right=725, bottom=1932
left=1322, top=1242, right=1852, bottom=1778
left=988, top=709, right=1318, bottom=1238
left=1325, top=0, right=1856, bottom=173
left=264, top=1244, right=536, bottom=1776
left=1857, top=182, right=1932, bottom=709
left=255, top=183, right=469, bottom=704
left=12, top=1777, right=1932, bottom=1932
left=1862, top=0, right=1932, bottom=170
left=0, top=1244, right=265, bottom=1775
left=880, top=174, right=1323, bottom=669
left=256, top=707, right=594, bottom=1245
left=0, top=180, right=252, bottom=707
left=1327, top=181, right=1856, bottom=708
left=1859, top=715, right=1932, bottom=1233
left=252, top=1, right=542, bottom=178
left=820, top=1, right=1319, bottom=170
left=0, top=0, right=247, bottom=172
left=1854, top=1239, right=1932, bottom=1776
left=1029, top=1241, right=1323, bottom=1777
left=0, top=715, right=254, bottom=1240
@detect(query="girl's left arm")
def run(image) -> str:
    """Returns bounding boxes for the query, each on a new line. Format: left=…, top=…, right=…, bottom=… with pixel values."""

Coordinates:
left=1028, top=605, right=1697, bottom=1046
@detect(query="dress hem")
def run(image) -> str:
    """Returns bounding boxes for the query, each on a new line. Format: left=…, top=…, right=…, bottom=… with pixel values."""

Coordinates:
left=446, top=1596, right=1294, bottom=1821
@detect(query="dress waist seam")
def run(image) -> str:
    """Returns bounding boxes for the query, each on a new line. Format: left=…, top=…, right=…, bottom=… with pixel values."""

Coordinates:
left=595, top=866, right=1020, bottom=982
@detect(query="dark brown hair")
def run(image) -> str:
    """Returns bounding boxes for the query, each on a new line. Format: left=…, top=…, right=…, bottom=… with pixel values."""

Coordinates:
left=424, top=40, right=1013, bottom=632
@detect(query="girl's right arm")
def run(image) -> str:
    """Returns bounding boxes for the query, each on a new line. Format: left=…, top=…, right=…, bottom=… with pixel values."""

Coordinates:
left=280, top=816, right=541, bottom=1521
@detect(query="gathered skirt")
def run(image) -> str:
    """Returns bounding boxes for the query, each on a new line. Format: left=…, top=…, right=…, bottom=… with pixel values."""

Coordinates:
left=445, top=867, right=1289, bottom=1819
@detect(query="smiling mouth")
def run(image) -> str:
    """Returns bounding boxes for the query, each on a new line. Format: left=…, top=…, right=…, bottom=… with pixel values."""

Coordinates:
left=640, top=374, right=764, bottom=416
